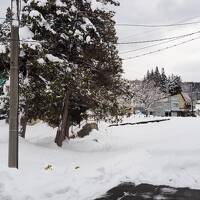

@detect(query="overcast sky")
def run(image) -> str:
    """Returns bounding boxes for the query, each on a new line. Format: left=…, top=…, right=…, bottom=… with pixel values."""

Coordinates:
left=114, top=0, right=200, bottom=82
left=1, top=0, right=200, bottom=81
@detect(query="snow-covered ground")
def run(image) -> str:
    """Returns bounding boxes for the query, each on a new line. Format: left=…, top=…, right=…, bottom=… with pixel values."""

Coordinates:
left=0, top=116, right=200, bottom=200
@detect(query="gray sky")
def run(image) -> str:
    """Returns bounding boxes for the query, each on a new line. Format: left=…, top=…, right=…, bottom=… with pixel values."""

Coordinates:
left=114, top=0, right=200, bottom=81
left=0, top=0, right=10, bottom=17
left=1, top=0, right=200, bottom=81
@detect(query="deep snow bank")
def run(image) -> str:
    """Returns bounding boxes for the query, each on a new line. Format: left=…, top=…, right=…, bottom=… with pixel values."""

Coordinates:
left=0, top=116, right=200, bottom=200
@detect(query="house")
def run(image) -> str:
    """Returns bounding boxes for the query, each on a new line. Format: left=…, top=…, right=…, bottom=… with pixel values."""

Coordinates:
left=195, top=100, right=200, bottom=116
left=182, top=82, right=200, bottom=100
left=149, top=92, right=192, bottom=117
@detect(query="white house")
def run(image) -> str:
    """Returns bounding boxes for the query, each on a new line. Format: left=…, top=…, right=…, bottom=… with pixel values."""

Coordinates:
left=149, top=92, right=192, bottom=117
left=195, top=100, right=200, bottom=116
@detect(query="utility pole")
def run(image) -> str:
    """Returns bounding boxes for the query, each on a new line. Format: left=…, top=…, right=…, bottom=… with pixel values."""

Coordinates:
left=190, top=82, right=194, bottom=116
left=8, top=0, right=20, bottom=168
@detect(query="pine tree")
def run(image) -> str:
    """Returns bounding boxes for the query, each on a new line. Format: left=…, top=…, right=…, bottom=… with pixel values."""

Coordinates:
left=154, top=66, right=161, bottom=87
left=146, top=69, right=150, bottom=80
left=144, top=67, right=182, bottom=95
left=160, top=68, right=167, bottom=93
left=0, top=0, right=128, bottom=145
left=167, top=74, right=182, bottom=95
left=0, top=7, right=11, bottom=75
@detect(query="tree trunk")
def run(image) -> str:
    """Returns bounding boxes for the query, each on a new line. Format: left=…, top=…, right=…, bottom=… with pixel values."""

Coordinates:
left=19, top=115, right=27, bottom=138
left=19, top=103, right=28, bottom=138
left=55, top=92, right=70, bottom=147
left=19, top=104, right=28, bottom=138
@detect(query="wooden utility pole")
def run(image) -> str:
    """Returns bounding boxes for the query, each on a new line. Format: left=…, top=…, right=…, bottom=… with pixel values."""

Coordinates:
left=8, top=0, right=20, bottom=168
left=191, top=82, right=194, bottom=116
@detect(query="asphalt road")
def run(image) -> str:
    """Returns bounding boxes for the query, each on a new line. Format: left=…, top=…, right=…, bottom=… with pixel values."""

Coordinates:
left=95, top=182, right=200, bottom=200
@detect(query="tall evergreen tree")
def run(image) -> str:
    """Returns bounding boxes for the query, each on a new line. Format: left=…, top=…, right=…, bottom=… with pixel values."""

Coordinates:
left=154, top=66, right=161, bottom=87
left=0, top=7, right=11, bottom=75
left=144, top=67, right=182, bottom=95
left=0, top=0, right=129, bottom=145
left=160, top=68, right=167, bottom=93
left=167, top=74, right=182, bottom=95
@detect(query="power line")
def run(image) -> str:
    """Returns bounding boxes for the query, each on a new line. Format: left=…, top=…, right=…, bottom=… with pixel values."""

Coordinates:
left=0, top=17, right=7, bottom=20
left=118, top=15, right=200, bottom=41
left=117, top=30, right=200, bottom=45
left=0, top=29, right=199, bottom=47
left=122, top=35, right=200, bottom=61
left=1, top=15, right=200, bottom=46
left=119, top=37, right=186, bottom=54
left=116, top=21, right=200, bottom=28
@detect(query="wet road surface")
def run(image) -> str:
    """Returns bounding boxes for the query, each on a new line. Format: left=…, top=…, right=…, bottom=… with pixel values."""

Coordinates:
left=95, top=182, right=200, bottom=200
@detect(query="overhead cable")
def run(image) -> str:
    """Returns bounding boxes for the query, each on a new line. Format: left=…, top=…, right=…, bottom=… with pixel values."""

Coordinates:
left=119, top=37, right=185, bottom=54
left=116, top=21, right=200, bottom=28
left=119, top=15, right=200, bottom=41
left=122, top=36, right=200, bottom=61
left=117, top=30, right=200, bottom=45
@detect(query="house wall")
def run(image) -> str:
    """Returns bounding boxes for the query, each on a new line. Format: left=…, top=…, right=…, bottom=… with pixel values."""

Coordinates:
left=150, top=94, right=184, bottom=117
left=150, top=101, right=171, bottom=117
left=178, top=94, right=186, bottom=109
left=149, top=93, right=192, bottom=117
left=170, top=95, right=179, bottom=111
